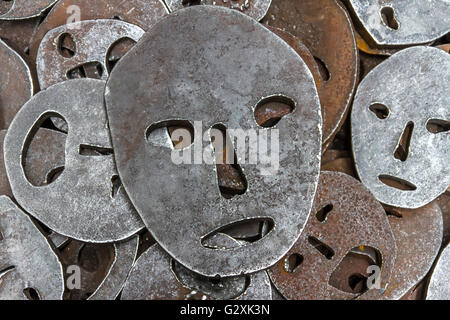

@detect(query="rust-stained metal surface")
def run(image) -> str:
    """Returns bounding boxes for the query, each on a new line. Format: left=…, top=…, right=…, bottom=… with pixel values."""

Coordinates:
left=0, top=0, right=58, bottom=20
left=269, top=171, right=396, bottom=300
left=36, top=19, right=144, bottom=89
left=0, top=38, right=33, bottom=130
left=262, top=0, right=359, bottom=150
left=379, top=202, right=443, bottom=300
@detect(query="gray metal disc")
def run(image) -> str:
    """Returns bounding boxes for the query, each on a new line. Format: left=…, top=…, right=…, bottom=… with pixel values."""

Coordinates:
left=105, top=6, right=322, bottom=277
left=4, top=79, right=144, bottom=243
left=351, top=46, right=450, bottom=209
left=164, top=0, right=271, bottom=21
left=347, top=0, right=450, bottom=47
left=427, top=244, right=450, bottom=300
left=0, top=196, right=64, bottom=300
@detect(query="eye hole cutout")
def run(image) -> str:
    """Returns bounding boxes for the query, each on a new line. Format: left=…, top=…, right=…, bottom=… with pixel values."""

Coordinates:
left=181, top=0, right=201, bottom=6
left=79, top=144, right=113, bottom=156
left=67, top=62, right=104, bottom=80
left=283, top=253, right=304, bottom=273
left=314, top=56, right=331, bottom=82
left=146, top=120, right=194, bottom=150
left=378, top=175, right=417, bottom=191
left=57, top=33, right=76, bottom=58
left=308, top=236, right=335, bottom=260
left=110, top=175, right=121, bottom=198
left=254, top=95, right=296, bottom=128
left=106, top=37, right=137, bottom=72
left=380, top=6, right=399, bottom=30
left=329, top=246, right=382, bottom=294
left=316, top=204, right=333, bottom=222
left=210, top=124, right=248, bottom=199
left=201, top=218, right=274, bottom=250
left=369, top=103, right=390, bottom=119
left=22, top=113, right=67, bottom=187
left=23, top=287, right=41, bottom=300
left=0, top=0, right=13, bottom=15
left=427, top=119, right=450, bottom=134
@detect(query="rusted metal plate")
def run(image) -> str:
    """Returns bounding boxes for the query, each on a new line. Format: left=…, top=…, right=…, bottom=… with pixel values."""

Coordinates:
left=121, top=234, right=272, bottom=300
left=0, top=0, right=58, bottom=20
left=0, top=38, right=33, bottom=130
left=29, top=0, right=168, bottom=69
left=165, top=0, right=272, bottom=21
left=36, top=19, right=144, bottom=90
left=0, top=196, right=64, bottom=300
left=105, top=5, right=322, bottom=277
left=269, top=171, right=396, bottom=300
left=321, top=157, right=357, bottom=178
left=4, top=79, right=144, bottom=243
left=262, top=0, right=359, bottom=150
left=379, top=202, right=442, bottom=299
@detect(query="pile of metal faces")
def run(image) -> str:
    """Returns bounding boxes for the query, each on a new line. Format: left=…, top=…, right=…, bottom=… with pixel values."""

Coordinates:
left=0, top=0, right=448, bottom=300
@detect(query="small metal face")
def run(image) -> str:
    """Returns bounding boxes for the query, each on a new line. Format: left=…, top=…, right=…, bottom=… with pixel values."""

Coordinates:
left=165, top=0, right=271, bottom=21
left=269, top=171, right=396, bottom=300
left=427, top=244, right=450, bottom=300
left=0, top=0, right=58, bottom=20
left=4, top=79, right=144, bottom=243
left=351, top=46, right=450, bottom=209
left=105, top=6, right=322, bottom=277
left=380, top=202, right=442, bottom=300
left=36, top=19, right=144, bottom=90
left=121, top=234, right=272, bottom=300
left=29, top=0, right=168, bottom=66
left=89, top=236, right=139, bottom=300
left=0, top=39, right=33, bottom=130
left=262, top=0, right=359, bottom=151
left=0, top=196, right=64, bottom=300
left=347, top=0, right=450, bottom=47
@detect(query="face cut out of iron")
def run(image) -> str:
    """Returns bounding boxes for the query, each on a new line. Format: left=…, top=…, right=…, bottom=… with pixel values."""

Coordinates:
left=121, top=234, right=272, bottom=300
left=351, top=46, right=450, bottom=209
left=105, top=6, right=322, bottom=277
left=0, top=196, right=64, bottom=300
left=165, top=0, right=271, bottom=21
left=36, top=19, right=144, bottom=90
left=4, top=79, right=144, bottom=243
left=347, top=0, right=450, bottom=47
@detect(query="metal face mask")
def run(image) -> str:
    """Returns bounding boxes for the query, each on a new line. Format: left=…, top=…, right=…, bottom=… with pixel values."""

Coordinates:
left=105, top=6, right=322, bottom=277
left=347, top=0, right=450, bottom=47
left=0, top=196, right=64, bottom=300
left=351, top=46, right=450, bottom=209
left=36, top=19, right=144, bottom=90
left=3, top=79, right=144, bottom=243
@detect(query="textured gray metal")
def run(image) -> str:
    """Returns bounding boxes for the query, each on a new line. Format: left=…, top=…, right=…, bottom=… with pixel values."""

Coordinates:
left=347, top=0, right=450, bottom=46
left=0, top=38, right=33, bottom=130
left=351, top=46, right=450, bottom=209
left=0, top=196, right=64, bottom=300
left=121, top=234, right=272, bottom=300
left=427, top=244, right=450, bottom=300
left=164, top=0, right=271, bottom=21
left=4, top=79, right=144, bottom=243
left=89, top=236, right=139, bottom=300
left=105, top=6, right=322, bottom=277
left=36, top=19, right=144, bottom=90
left=0, top=0, right=58, bottom=20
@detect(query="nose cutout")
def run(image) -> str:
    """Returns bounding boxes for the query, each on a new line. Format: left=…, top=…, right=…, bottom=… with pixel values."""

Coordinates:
left=57, top=33, right=76, bottom=58
left=394, top=121, right=414, bottom=162
left=308, top=236, right=335, bottom=260
left=210, top=124, right=247, bottom=199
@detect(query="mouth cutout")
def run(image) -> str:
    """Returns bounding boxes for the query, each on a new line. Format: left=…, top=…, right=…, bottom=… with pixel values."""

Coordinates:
left=201, top=218, right=274, bottom=249
left=378, top=175, right=417, bottom=191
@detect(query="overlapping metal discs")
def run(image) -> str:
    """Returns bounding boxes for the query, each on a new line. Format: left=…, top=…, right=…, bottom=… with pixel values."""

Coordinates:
left=0, top=0, right=448, bottom=300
